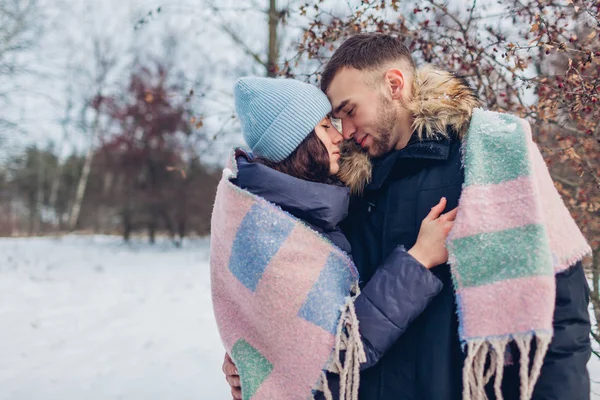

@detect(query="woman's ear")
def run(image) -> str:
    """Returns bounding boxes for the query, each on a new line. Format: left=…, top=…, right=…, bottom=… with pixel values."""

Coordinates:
left=385, top=68, right=405, bottom=100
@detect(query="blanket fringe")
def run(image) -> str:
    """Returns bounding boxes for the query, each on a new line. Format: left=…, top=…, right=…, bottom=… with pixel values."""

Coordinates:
left=321, top=371, right=334, bottom=400
left=320, top=282, right=366, bottom=400
left=462, top=334, right=551, bottom=400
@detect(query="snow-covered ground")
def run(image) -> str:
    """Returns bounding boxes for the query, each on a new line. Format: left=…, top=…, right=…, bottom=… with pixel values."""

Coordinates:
left=0, top=235, right=229, bottom=400
left=0, top=235, right=598, bottom=399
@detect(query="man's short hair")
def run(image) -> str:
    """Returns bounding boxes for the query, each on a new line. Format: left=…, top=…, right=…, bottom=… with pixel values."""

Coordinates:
left=320, top=33, right=416, bottom=92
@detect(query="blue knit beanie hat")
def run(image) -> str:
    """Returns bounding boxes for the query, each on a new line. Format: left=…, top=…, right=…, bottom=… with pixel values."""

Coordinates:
left=234, top=77, right=332, bottom=162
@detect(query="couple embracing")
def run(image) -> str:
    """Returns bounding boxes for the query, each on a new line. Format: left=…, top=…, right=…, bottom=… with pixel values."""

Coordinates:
left=210, top=34, right=592, bottom=400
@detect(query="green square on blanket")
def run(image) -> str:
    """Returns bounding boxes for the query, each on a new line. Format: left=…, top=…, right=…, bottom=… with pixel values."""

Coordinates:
left=463, top=113, right=531, bottom=186
left=231, top=339, right=274, bottom=400
left=450, top=224, right=553, bottom=288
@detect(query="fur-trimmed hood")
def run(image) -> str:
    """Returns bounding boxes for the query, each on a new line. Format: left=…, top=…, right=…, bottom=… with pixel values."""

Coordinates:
left=338, top=65, right=482, bottom=194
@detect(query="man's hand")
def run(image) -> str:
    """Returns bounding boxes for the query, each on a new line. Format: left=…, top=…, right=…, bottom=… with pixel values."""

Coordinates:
left=222, top=353, right=242, bottom=400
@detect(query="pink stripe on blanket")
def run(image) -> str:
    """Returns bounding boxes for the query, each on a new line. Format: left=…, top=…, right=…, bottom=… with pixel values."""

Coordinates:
left=251, top=318, right=335, bottom=399
left=253, top=339, right=332, bottom=400
left=460, top=275, right=555, bottom=338
left=449, top=175, right=544, bottom=240
left=252, top=368, right=313, bottom=400
left=527, top=138, right=591, bottom=272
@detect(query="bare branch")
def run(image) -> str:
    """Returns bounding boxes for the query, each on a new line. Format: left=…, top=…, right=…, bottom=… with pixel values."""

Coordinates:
left=219, top=21, right=268, bottom=69
left=551, top=174, right=580, bottom=188
left=204, top=1, right=268, bottom=70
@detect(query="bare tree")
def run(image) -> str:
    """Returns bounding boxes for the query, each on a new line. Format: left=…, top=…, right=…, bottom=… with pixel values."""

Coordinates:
left=197, top=0, right=288, bottom=77
left=0, top=0, right=40, bottom=75
left=47, top=82, right=74, bottom=229
left=68, top=37, right=118, bottom=231
left=0, top=0, right=43, bottom=133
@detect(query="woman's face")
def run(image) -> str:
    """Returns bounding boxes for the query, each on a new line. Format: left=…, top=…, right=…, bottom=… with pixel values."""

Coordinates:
left=314, top=117, right=344, bottom=175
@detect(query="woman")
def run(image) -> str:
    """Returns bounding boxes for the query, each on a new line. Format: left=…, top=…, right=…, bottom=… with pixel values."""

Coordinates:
left=210, top=77, right=455, bottom=400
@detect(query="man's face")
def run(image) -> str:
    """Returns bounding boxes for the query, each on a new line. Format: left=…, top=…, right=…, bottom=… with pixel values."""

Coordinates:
left=327, top=67, right=399, bottom=158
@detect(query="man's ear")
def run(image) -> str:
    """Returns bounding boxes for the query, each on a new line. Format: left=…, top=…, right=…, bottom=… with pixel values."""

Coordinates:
left=385, top=68, right=405, bottom=100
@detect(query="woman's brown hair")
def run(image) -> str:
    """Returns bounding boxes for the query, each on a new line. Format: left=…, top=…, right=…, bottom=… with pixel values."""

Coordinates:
left=255, top=130, right=336, bottom=184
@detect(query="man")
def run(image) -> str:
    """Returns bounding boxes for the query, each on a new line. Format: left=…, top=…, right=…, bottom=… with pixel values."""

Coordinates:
left=223, top=33, right=591, bottom=400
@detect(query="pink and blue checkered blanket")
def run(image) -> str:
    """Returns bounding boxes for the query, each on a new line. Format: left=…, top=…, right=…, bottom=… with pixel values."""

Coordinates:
left=210, top=151, right=362, bottom=400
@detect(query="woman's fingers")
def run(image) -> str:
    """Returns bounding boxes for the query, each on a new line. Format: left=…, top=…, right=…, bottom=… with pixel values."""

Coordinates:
left=223, top=354, right=239, bottom=376
left=231, top=386, right=242, bottom=400
left=226, top=374, right=241, bottom=388
left=223, top=353, right=242, bottom=399
left=440, top=207, right=458, bottom=222
left=443, top=220, right=455, bottom=233
left=423, top=197, right=447, bottom=223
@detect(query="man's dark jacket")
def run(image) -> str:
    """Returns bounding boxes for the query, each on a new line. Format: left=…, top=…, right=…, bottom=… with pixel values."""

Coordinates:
left=341, top=133, right=591, bottom=400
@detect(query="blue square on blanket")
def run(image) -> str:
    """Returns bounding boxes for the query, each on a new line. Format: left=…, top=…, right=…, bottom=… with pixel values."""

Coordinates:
left=228, top=202, right=295, bottom=292
left=298, top=252, right=354, bottom=334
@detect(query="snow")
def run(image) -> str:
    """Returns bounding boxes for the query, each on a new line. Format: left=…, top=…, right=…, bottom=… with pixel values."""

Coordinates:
left=0, top=235, right=229, bottom=400
left=0, top=235, right=598, bottom=399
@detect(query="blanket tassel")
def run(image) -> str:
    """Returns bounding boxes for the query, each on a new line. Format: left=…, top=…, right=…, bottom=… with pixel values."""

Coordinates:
left=321, top=283, right=366, bottom=400
left=462, top=334, right=551, bottom=400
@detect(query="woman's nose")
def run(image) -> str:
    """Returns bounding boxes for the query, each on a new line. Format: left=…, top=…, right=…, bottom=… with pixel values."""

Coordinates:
left=330, top=127, right=343, bottom=144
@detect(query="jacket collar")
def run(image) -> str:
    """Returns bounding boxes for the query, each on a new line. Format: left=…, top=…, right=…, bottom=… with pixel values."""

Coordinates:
left=232, top=151, right=350, bottom=232
left=367, top=136, right=452, bottom=191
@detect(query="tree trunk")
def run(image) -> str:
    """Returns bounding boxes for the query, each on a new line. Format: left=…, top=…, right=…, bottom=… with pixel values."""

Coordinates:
left=266, top=0, right=279, bottom=77
left=160, top=208, right=177, bottom=245
left=50, top=97, right=72, bottom=230
left=68, top=106, right=101, bottom=231
left=176, top=213, right=185, bottom=248
left=148, top=218, right=156, bottom=244
left=48, top=163, right=63, bottom=229
left=123, top=205, right=132, bottom=242
left=28, top=196, right=36, bottom=237
left=32, top=153, right=44, bottom=235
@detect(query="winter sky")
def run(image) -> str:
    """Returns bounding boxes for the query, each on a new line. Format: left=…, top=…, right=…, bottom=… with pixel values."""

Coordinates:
left=2, top=0, right=333, bottom=165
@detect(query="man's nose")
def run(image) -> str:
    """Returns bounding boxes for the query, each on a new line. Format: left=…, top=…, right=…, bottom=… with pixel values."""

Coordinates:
left=341, top=119, right=356, bottom=140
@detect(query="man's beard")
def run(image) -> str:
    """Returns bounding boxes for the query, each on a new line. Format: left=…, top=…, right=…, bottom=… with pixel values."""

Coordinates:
left=369, top=95, right=397, bottom=157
